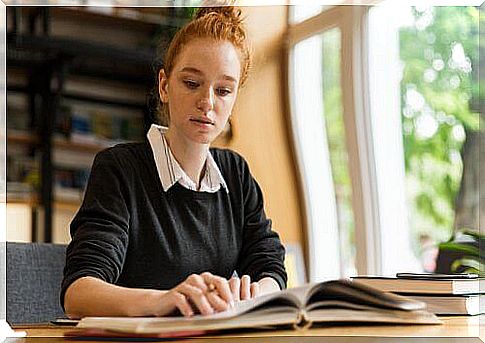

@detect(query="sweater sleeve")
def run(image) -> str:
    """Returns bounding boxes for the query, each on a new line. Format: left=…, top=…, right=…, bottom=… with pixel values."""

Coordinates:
left=237, top=157, right=288, bottom=290
left=60, top=149, right=131, bottom=310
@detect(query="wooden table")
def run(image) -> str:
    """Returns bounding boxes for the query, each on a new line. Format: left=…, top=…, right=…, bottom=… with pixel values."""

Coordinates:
left=7, top=316, right=484, bottom=342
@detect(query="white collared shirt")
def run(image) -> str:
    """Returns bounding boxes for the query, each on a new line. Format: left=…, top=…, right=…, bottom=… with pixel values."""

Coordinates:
left=147, top=124, right=228, bottom=193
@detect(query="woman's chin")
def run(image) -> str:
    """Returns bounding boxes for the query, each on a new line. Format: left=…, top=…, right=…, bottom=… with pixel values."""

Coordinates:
left=186, top=133, right=213, bottom=145
left=185, top=127, right=223, bottom=145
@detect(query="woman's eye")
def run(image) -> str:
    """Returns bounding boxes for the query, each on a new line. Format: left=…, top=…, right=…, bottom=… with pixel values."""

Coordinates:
left=217, top=88, right=232, bottom=96
left=184, top=80, right=199, bottom=89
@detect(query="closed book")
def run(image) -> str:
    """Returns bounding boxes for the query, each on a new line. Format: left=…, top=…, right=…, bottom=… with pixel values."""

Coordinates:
left=352, top=276, right=485, bottom=295
left=76, top=279, right=440, bottom=336
left=402, top=294, right=484, bottom=315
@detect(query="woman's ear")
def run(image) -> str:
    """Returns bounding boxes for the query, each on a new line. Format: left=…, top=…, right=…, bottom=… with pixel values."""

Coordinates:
left=159, top=69, right=169, bottom=103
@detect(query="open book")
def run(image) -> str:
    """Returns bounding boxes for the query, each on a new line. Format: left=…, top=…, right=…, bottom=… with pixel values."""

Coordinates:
left=77, top=279, right=441, bottom=335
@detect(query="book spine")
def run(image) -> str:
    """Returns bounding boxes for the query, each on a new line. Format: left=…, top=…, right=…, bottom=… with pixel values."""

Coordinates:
left=294, top=310, right=312, bottom=331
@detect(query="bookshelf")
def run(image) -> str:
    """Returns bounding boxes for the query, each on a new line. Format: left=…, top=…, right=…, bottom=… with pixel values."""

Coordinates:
left=8, top=131, right=123, bottom=154
left=6, top=7, right=191, bottom=243
left=7, top=132, right=39, bottom=146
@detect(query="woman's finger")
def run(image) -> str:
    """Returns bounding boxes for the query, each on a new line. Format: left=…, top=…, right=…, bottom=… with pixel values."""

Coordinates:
left=185, top=273, right=208, bottom=293
left=229, top=276, right=241, bottom=302
left=205, top=291, right=230, bottom=312
left=170, top=291, right=193, bottom=317
left=201, top=272, right=234, bottom=306
left=240, top=275, right=251, bottom=300
left=250, top=282, right=260, bottom=299
left=176, top=283, right=214, bottom=315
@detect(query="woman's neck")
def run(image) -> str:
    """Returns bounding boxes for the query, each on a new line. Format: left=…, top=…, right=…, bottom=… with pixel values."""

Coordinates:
left=164, top=129, right=209, bottom=188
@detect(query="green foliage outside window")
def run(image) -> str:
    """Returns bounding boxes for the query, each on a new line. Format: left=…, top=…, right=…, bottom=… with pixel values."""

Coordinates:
left=399, top=7, right=479, bottom=246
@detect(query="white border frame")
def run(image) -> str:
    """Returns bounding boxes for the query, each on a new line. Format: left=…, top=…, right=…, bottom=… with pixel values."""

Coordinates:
left=0, top=0, right=8, bottom=336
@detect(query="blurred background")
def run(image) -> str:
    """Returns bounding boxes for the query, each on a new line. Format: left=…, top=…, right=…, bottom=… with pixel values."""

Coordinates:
left=4, top=3, right=481, bottom=286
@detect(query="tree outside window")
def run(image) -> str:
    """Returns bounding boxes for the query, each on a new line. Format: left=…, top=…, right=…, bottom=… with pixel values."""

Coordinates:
left=399, top=6, right=479, bottom=270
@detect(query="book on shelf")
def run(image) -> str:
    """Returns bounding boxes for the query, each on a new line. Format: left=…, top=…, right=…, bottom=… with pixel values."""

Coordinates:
left=403, top=294, right=484, bottom=315
left=68, top=104, right=144, bottom=146
left=54, top=185, right=84, bottom=203
left=6, top=92, right=30, bottom=132
left=6, top=152, right=40, bottom=201
left=55, top=167, right=90, bottom=190
left=6, top=182, right=35, bottom=201
left=76, top=279, right=441, bottom=336
left=351, top=275, right=484, bottom=295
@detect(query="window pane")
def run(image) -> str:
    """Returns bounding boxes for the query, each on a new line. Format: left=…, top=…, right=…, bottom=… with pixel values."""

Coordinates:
left=400, top=6, right=478, bottom=272
left=369, top=5, right=479, bottom=272
left=290, top=5, right=323, bottom=24
left=290, top=27, right=356, bottom=279
left=321, top=28, right=356, bottom=277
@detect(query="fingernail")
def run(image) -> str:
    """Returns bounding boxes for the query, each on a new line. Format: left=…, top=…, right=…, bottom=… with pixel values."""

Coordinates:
left=230, top=301, right=235, bottom=308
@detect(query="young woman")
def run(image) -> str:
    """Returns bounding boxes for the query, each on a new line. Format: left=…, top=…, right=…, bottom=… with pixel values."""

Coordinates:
left=62, top=6, right=287, bottom=319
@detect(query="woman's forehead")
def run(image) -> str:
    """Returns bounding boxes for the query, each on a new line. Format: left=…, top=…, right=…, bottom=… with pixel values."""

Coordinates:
left=173, top=38, right=242, bottom=80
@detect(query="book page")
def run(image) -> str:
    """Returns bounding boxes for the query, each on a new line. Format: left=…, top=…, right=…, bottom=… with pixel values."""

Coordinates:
left=305, top=279, right=426, bottom=311
left=77, top=288, right=305, bottom=334
left=305, top=308, right=441, bottom=325
left=78, top=304, right=301, bottom=334
left=227, top=289, right=303, bottom=317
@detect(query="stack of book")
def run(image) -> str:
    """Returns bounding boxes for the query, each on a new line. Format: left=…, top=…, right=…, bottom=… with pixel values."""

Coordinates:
left=353, top=274, right=484, bottom=315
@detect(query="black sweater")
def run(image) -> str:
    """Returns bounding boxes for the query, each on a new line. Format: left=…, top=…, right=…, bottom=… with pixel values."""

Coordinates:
left=61, top=141, right=287, bottom=309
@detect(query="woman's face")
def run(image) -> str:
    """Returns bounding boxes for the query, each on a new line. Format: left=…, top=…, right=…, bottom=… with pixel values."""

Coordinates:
left=159, top=38, right=242, bottom=145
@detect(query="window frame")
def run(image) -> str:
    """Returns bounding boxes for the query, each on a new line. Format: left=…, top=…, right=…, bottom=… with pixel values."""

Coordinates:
left=286, top=5, right=383, bottom=278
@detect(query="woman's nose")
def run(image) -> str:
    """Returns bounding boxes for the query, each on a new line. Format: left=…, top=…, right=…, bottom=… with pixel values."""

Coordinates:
left=196, top=88, right=215, bottom=113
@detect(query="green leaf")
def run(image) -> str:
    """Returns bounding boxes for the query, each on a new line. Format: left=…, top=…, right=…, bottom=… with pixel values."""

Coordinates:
left=450, top=257, right=484, bottom=276
left=438, top=242, right=480, bottom=256
left=458, top=228, right=485, bottom=241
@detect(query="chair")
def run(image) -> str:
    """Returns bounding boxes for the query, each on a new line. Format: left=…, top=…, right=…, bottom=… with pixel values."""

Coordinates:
left=6, top=242, right=67, bottom=324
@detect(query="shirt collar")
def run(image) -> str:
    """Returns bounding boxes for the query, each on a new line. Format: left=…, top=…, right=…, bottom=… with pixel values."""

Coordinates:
left=147, top=124, right=228, bottom=193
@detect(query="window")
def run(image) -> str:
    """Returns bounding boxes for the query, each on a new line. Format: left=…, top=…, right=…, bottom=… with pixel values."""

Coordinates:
left=290, top=32, right=342, bottom=280
left=288, top=7, right=366, bottom=280
left=368, top=4, right=479, bottom=272
left=288, top=4, right=479, bottom=279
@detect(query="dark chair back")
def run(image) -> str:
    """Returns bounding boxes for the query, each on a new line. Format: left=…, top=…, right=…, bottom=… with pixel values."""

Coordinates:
left=6, top=242, right=66, bottom=324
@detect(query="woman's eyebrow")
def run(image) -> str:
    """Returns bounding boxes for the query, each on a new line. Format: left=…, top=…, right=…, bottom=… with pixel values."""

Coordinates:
left=179, top=67, right=237, bottom=84
left=180, top=67, right=203, bottom=75
left=222, top=75, right=238, bottom=84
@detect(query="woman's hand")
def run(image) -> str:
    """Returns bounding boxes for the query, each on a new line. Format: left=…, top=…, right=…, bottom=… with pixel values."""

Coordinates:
left=228, top=274, right=260, bottom=301
left=228, top=275, right=281, bottom=302
left=156, top=272, right=234, bottom=317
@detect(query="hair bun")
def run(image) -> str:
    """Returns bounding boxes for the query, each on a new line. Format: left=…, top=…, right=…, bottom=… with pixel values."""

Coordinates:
left=195, top=5, right=242, bottom=24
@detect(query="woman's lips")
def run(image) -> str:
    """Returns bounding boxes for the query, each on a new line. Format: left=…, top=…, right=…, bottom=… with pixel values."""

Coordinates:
left=189, top=117, right=214, bottom=125
left=189, top=117, right=214, bottom=130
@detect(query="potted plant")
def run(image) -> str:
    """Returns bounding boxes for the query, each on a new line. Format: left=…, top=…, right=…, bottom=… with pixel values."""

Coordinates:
left=436, top=228, right=484, bottom=276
